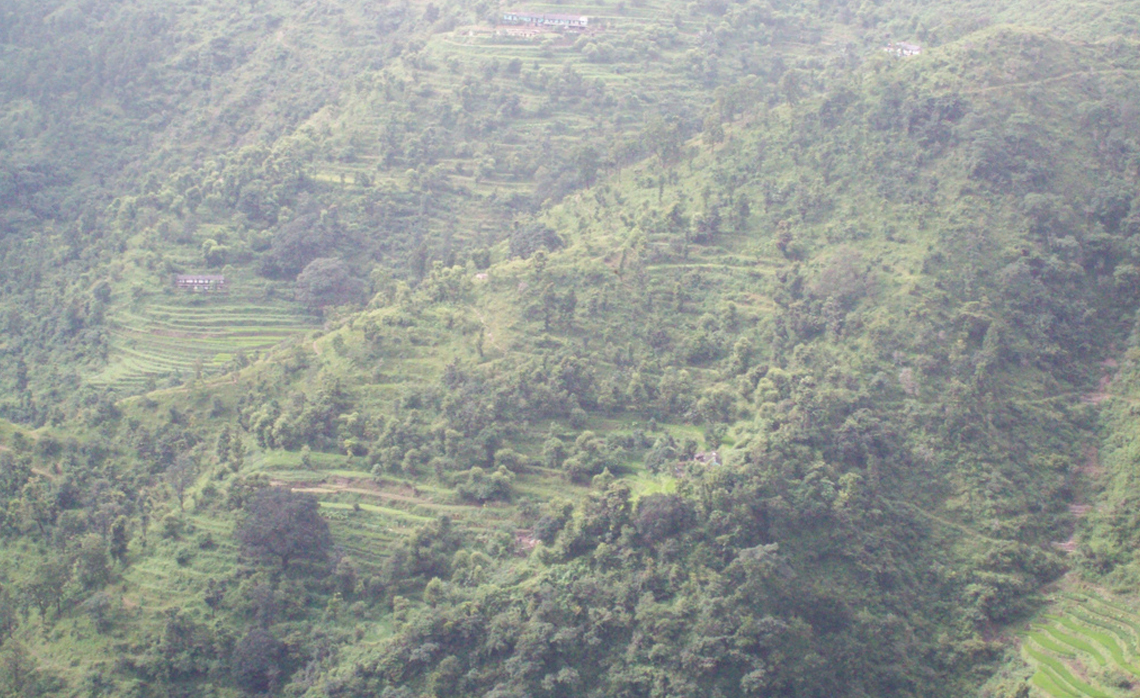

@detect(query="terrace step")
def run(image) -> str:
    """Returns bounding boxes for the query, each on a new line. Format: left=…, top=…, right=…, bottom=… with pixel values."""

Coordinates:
left=1023, top=592, right=1140, bottom=697
left=91, top=294, right=317, bottom=391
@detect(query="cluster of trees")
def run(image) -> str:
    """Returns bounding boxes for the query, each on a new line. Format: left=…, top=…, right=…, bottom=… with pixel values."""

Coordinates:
left=331, top=467, right=1062, bottom=697
left=0, top=440, right=135, bottom=617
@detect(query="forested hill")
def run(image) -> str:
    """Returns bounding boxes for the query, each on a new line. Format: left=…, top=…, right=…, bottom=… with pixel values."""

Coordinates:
left=2, top=0, right=1137, bottom=406
left=4, top=1, right=1140, bottom=697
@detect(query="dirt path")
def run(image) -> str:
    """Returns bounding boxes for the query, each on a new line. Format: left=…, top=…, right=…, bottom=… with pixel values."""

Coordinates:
left=884, top=497, right=1008, bottom=545
left=1052, top=446, right=1104, bottom=553
left=1080, top=373, right=1114, bottom=405
left=474, top=308, right=504, bottom=353
left=962, top=68, right=1140, bottom=96
left=1053, top=359, right=1117, bottom=552
left=270, top=477, right=427, bottom=505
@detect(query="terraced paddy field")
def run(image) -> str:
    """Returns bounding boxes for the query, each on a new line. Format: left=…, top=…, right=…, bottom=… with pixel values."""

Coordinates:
left=1022, top=589, right=1140, bottom=697
left=89, top=289, right=318, bottom=392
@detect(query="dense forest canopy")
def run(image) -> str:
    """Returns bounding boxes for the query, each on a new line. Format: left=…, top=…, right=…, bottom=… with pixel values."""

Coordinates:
left=4, top=0, right=1140, bottom=696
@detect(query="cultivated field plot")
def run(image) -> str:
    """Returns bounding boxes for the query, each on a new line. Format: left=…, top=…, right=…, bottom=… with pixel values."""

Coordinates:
left=1022, top=591, right=1140, bottom=697
left=89, top=289, right=317, bottom=392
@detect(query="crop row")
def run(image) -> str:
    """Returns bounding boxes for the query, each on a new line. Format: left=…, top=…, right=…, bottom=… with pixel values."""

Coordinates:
left=1023, top=591, right=1140, bottom=697
left=89, top=298, right=315, bottom=390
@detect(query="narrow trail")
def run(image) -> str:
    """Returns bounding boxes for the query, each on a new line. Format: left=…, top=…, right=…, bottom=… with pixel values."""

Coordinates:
left=474, top=307, right=505, bottom=353
left=270, top=477, right=428, bottom=506
left=886, top=497, right=1008, bottom=545
left=961, top=67, right=1140, bottom=96
left=1052, top=358, right=1117, bottom=554
left=886, top=359, right=1121, bottom=552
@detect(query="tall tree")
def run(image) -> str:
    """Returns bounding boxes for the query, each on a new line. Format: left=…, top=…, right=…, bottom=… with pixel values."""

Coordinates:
left=24, top=556, right=70, bottom=618
left=166, top=453, right=197, bottom=511
left=235, top=488, right=332, bottom=571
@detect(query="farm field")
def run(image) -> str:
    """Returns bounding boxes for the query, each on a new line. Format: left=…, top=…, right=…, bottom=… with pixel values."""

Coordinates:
left=1022, top=589, right=1140, bottom=697
left=89, top=284, right=317, bottom=391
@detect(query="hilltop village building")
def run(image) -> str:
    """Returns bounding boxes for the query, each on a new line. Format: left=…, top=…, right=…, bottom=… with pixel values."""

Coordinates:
left=501, top=11, right=589, bottom=30
left=884, top=41, right=922, bottom=57
left=175, top=274, right=227, bottom=292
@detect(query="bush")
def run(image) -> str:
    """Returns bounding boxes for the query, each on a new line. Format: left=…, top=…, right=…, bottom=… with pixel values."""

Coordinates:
left=175, top=546, right=194, bottom=567
left=160, top=513, right=183, bottom=539
left=455, top=466, right=513, bottom=503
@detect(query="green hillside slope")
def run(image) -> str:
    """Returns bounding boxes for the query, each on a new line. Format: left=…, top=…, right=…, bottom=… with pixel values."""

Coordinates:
left=4, top=1, right=1140, bottom=697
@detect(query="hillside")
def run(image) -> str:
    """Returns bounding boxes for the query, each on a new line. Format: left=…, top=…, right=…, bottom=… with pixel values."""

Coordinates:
left=4, top=1, right=1140, bottom=697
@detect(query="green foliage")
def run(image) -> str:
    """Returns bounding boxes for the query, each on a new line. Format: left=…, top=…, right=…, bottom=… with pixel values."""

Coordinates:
left=3, top=0, right=1140, bottom=696
left=233, top=628, right=286, bottom=694
left=455, top=466, right=514, bottom=503
left=236, top=488, right=332, bottom=572
left=0, top=641, right=59, bottom=698
left=295, top=257, right=368, bottom=311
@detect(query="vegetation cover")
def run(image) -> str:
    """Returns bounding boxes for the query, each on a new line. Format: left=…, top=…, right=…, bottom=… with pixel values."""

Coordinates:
left=4, top=0, right=1140, bottom=696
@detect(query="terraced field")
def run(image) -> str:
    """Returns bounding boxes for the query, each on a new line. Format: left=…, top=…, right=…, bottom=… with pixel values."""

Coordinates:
left=1022, top=590, right=1140, bottom=697
left=270, top=468, right=517, bottom=564
left=89, top=286, right=317, bottom=392
left=308, top=0, right=849, bottom=254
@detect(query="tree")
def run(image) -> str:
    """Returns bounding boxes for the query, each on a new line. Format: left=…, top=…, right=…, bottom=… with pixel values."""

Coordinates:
left=110, top=515, right=130, bottom=562
left=455, top=466, right=514, bottom=503
left=232, top=628, right=285, bottom=694
left=236, top=488, right=332, bottom=571
left=510, top=223, right=562, bottom=259
left=635, top=493, right=694, bottom=543
left=294, top=257, right=366, bottom=311
left=230, top=433, right=247, bottom=471
left=24, top=556, right=70, bottom=618
left=576, top=146, right=600, bottom=186
left=0, top=642, right=43, bottom=698
left=779, top=68, right=807, bottom=104
left=80, top=591, right=115, bottom=633
left=167, top=453, right=198, bottom=511
left=15, top=478, right=56, bottom=537
left=75, top=533, right=110, bottom=589
left=202, top=238, right=229, bottom=267
left=216, top=425, right=233, bottom=464
left=0, top=585, right=16, bottom=642
left=155, top=608, right=214, bottom=681
left=542, top=436, right=566, bottom=469
left=0, top=450, right=30, bottom=497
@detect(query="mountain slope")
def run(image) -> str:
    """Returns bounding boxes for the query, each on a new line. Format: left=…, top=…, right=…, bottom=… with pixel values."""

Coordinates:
left=3, top=3, right=1140, bottom=698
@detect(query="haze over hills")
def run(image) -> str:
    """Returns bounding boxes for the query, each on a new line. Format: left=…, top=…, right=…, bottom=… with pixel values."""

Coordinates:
left=4, top=0, right=1140, bottom=696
